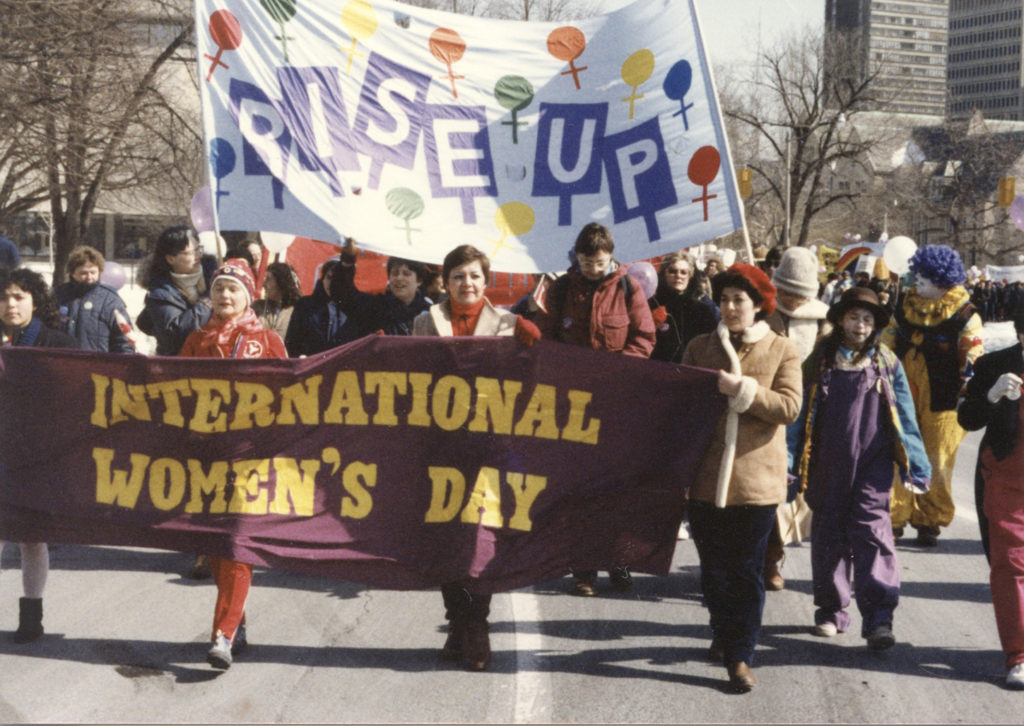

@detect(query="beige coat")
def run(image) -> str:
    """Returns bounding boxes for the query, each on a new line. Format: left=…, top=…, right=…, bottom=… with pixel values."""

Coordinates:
left=412, top=298, right=517, bottom=337
left=682, top=321, right=803, bottom=507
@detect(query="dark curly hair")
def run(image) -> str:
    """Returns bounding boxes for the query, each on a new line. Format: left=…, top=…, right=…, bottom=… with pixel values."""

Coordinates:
left=0, top=267, right=61, bottom=329
left=265, top=261, right=302, bottom=308
left=141, top=225, right=197, bottom=289
left=909, top=245, right=966, bottom=289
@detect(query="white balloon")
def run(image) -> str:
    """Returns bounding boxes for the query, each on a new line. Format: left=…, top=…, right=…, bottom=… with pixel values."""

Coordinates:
left=883, top=235, right=917, bottom=275
left=260, top=231, right=295, bottom=254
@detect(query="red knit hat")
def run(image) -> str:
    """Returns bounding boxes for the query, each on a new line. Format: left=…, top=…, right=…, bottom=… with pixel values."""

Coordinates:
left=210, top=258, right=256, bottom=306
left=711, top=262, right=777, bottom=315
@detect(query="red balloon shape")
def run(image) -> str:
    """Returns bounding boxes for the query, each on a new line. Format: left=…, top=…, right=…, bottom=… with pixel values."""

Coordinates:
left=547, top=26, right=585, bottom=62
left=688, top=146, right=721, bottom=187
left=429, top=28, right=466, bottom=65
left=209, top=10, right=243, bottom=51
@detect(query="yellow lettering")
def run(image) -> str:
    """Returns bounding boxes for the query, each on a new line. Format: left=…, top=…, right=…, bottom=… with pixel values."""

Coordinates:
left=186, top=459, right=230, bottom=514
left=432, top=375, right=471, bottom=431
left=512, top=384, right=560, bottom=439
left=90, top=374, right=110, bottom=428
left=228, top=459, right=271, bottom=514
left=323, top=371, right=369, bottom=424
left=270, top=458, right=318, bottom=516
left=230, top=382, right=277, bottom=430
left=505, top=472, right=548, bottom=532
left=460, top=467, right=503, bottom=527
left=365, top=372, right=407, bottom=426
left=340, top=461, right=377, bottom=519
left=109, top=379, right=152, bottom=425
left=189, top=378, right=232, bottom=433
left=425, top=466, right=465, bottom=522
left=146, top=379, right=191, bottom=428
left=148, top=458, right=187, bottom=511
left=407, top=372, right=433, bottom=426
left=277, top=375, right=321, bottom=425
left=93, top=447, right=149, bottom=509
left=468, top=377, right=522, bottom=434
left=561, top=389, right=600, bottom=445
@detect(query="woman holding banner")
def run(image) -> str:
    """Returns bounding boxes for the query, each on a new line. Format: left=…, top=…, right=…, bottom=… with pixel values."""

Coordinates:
left=0, top=267, right=80, bottom=643
left=412, top=244, right=540, bottom=671
left=178, top=259, right=287, bottom=670
left=681, top=263, right=802, bottom=692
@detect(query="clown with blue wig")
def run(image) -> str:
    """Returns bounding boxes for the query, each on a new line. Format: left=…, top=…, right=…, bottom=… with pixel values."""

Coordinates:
left=881, top=244, right=984, bottom=546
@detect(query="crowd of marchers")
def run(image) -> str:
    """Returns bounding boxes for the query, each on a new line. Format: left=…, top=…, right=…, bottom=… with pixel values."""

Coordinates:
left=1, top=224, right=1024, bottom=694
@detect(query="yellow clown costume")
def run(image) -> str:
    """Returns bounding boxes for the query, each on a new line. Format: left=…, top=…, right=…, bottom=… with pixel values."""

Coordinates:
left=881, top=284, right=983, bottom=534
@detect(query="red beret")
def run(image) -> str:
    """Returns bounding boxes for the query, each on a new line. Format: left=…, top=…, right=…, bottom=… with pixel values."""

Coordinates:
left=721, top=263, right=777, bottom=316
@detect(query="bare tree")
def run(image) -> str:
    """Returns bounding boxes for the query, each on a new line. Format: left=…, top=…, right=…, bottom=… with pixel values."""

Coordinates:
left=722, top=29, right=893, bottom=249
left=0, top=0, right=201, bottom=281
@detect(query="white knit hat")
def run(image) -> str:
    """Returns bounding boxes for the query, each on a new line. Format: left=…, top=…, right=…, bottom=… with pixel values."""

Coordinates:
left=772, top=247, right=819, bottom=299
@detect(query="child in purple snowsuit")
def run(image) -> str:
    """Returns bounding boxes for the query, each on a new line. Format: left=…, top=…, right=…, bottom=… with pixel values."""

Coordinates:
left=788, top=288, right=931, bottom=650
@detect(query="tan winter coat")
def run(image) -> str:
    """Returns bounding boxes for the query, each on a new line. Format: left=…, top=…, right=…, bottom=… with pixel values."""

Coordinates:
left=682, top=321, right=803, bottom=507
left=412, top=298, right=517, bottom=337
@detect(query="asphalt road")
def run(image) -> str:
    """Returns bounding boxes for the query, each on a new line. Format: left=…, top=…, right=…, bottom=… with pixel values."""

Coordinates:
left=0, top=427, right=1021, bottom=723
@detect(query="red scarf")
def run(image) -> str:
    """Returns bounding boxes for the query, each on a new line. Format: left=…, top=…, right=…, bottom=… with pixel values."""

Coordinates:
left=192, top=308, right=266, bottom=358
left=448, top=297, right=487, bottom=337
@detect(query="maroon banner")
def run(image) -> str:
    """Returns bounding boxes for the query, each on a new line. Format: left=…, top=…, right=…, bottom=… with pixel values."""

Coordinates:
left=0, top=337, right=723, bottom=593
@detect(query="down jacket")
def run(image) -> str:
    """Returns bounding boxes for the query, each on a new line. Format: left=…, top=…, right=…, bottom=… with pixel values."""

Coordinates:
left=55, top=281, right=134, bottom=353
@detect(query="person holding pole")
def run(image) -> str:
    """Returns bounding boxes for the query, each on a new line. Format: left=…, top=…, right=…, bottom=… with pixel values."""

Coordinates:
left=681, top=263, right=802, bottom=692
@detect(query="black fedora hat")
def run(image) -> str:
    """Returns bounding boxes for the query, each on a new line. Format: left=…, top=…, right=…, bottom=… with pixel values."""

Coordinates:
left=827, top=286, right=890, bottom=329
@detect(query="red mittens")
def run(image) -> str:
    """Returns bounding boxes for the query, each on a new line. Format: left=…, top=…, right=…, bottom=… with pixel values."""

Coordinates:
left=514, top=315, right=541, bottom=346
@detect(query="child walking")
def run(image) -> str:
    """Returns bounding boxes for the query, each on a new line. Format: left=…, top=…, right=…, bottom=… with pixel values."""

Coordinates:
left=789, top=287, right=931, bottom=649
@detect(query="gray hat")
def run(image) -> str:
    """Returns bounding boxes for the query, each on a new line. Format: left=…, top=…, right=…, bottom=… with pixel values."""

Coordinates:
left=772, top=247, right=820, bottom=299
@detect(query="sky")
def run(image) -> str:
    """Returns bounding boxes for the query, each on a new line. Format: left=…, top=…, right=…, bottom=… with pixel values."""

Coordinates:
left=603, top=0, right=825, bottom=67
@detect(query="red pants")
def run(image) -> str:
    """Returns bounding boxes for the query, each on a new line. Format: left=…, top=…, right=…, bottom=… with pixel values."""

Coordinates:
left=209, top=557, right=252, bottom=642
left=983, top=475, right=1024, bottom=669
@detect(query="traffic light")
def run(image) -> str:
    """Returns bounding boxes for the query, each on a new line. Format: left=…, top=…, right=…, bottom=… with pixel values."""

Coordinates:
left=998, top=176, right=1015, bottom=207
left=737, top=167, right=752, bottom=198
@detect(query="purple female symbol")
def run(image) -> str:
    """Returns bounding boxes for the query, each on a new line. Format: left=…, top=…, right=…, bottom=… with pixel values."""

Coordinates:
left=663, top=60, right=694, bottom=130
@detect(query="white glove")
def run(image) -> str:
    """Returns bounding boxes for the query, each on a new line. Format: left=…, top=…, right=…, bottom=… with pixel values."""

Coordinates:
left=987, top=372, right=1023, bottom=404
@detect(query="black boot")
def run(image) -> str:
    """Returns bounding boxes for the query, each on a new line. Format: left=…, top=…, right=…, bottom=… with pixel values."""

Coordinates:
left=14, top=597, right=43, bottom=643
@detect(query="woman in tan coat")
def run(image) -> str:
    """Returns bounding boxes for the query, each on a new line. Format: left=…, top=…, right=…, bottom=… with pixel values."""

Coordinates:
left=682, top=263, right=802, bottom=692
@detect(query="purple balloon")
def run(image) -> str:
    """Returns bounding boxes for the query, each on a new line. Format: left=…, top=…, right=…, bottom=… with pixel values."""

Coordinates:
left=1011, top=194, right=1024, bottom=232
left=100, top=261, right=127, bottom=291
left=190, top=186, right=216, bottom=233
left=627, top=261, right=658, bottom=299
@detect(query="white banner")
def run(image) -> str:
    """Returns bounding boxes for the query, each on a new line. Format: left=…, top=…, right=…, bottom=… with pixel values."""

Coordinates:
left=195, top=0, right=743, bottom=272
left=986, top=264, right=1024, bottom=284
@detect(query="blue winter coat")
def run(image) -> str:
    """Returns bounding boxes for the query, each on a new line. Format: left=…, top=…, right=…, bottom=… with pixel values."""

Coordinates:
left=55, top=281, right=135, bottom=353
left=136, top=278, right=213, bottom=356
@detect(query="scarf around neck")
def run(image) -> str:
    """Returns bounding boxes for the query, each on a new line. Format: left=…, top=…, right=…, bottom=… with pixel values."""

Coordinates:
left=171, top=270, right=205, bottom=304
left=449, top=297, right=487, bottom=337
left=192, top=308, right=265, bottom=357
left=6, top=317, right=42, bottom=347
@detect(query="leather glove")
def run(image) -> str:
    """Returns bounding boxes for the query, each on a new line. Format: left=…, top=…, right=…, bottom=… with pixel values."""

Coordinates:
left=514, top=315, right=541, bottom=346
left=987, top=372, right=1023, bottom=404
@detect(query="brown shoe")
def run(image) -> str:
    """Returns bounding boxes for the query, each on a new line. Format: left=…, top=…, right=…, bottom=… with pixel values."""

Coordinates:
left=442, top=619, right=465, bottom=662
left=463, top=619, right=491, bottom=671
left=727, top=661, right=757, bottom=692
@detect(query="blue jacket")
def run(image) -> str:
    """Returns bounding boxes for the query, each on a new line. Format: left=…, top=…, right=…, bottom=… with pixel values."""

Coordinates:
left=788, top=343, right=931, bottom=495
left=55, top=281, right=135, bottom=353
left=284, top=283, right=362, bottom=357
left=136, top=278, right=213, bottom=356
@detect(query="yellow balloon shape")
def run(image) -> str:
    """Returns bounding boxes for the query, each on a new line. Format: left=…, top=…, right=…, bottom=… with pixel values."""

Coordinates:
left=621, top=49, right=655, bottom=87
left=341, top=0, right=378, bottom=39
left=495, top=202, right=535, bottom=237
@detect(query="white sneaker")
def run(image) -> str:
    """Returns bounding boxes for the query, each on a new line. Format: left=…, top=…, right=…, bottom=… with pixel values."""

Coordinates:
left=677, top=521, right=690, bottom=540
left=813, top=622, right=838, bottom=637
left=1007, top=663, right=1024, bottom=690
left=206, top=632, right=232, bottom=670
